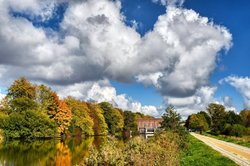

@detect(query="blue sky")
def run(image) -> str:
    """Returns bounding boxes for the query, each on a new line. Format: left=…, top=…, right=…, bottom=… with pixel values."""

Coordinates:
left=116, top=0, right=250, bottom=112
left=183, top=0, right=250, bottom=110
left=0, top=0, right=250, bottom=117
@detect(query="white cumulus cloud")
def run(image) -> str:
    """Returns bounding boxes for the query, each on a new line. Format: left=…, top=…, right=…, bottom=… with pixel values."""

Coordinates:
left=223, top=76, right=250, bottom=109
left=0, top=0, right=233, bottom=117
left=165, top=86, right=217, bottom=118
left=55, top=80, right=160, bottom=117
left=138, top=7, right=232, bottom=97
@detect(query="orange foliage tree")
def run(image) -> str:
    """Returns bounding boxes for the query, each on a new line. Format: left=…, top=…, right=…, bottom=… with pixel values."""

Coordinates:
left=54, top=100, right=72, bottom=135
left=87, top=103, right=108, bottom=136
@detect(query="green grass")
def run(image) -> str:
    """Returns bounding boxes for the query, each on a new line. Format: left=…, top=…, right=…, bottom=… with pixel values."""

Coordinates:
left=204, top=133, right=250, bottom=148
left=181, top=134, right=237, bottom=166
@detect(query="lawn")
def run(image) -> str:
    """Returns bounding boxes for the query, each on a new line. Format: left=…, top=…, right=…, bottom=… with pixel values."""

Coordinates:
left=181, top=134, right=237, bottom=166
left=204, top=133, right=250, bottom=148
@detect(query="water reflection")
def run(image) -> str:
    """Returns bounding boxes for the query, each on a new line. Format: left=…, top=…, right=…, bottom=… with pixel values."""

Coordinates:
left=0, top=136, right=107, bottom=166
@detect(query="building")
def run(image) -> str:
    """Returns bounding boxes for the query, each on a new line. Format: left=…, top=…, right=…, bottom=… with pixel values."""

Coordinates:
left=137, top=118, right=163, bottom=134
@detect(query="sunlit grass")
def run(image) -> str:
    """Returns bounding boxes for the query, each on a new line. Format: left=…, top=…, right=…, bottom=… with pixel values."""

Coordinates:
left=204, top=133, right=250, bottom=148
left=181, top=134, right=237, bottom=166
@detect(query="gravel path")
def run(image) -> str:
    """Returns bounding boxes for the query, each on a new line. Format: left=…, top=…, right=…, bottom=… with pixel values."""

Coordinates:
left=191, top=133, right=250, bottom=166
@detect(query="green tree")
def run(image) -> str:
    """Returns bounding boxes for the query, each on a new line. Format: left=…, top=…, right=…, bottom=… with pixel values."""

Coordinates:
left=225, top=111, right=242, bottom=125
left=0, top=110, right=55, bottom=139
left=36, top=84, right=56, bottom=114
left=207, top=103, right=226, bottom=134
left=184, top=115, right=191, bottom=129
left=161, top=105, right=181, bottom=130
left=123, top=111, right=138, bottom=135
left=8, top=77, right=36, bottom=100
left=99, top=102, right=124, bottom=136
left=188, top=114, right=209, bottom=133
left=0, top=78, right=58, bottom=139
left=197, top=111, right=211, bottom=127
left=6, top=77, right=37, bottom=112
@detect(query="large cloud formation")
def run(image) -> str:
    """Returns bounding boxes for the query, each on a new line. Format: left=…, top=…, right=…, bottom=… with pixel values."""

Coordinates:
left=0, top=0, right=232, bottom=116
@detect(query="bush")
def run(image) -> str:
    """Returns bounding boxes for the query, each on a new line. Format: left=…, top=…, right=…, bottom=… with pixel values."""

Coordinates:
left=230, top=124, right=247, bottom=137
left=223, top=123, right=233, bottom=135
left=84, top=137, right=124, bottom=165
left=223, top=124, right=247, bottom=137
left=84, top=131, right=180, bottom=166
left=125, top=131, right=180, bottom=165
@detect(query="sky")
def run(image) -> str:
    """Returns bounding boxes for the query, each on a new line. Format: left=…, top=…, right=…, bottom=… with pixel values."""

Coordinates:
left=0, top=0, right=250, bottom=118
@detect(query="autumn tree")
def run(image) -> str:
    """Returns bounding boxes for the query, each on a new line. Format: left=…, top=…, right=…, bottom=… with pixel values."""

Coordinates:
left=87, top=103, right=108, bottom=135
left=36, top=86, right=71, bottom=135
left=134, top=112, right=153, bottom=119
left=64, top=97, right=94, bottom=136
left=53, top=100, right=72, bottom=135
left=36, top=85, right=60, bottom=118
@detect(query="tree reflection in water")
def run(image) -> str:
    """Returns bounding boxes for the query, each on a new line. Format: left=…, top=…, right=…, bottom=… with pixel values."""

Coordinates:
left=0, top=136, right=99, bottom=166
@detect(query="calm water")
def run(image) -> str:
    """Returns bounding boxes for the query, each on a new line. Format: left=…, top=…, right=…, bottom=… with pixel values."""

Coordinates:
left=0, top=136, right=109, bottom=166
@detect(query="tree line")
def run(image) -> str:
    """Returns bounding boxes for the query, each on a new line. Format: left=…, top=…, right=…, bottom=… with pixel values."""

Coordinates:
left=0, top=78, right=151, bottom=139
left=185, top=103, right=250, bottom=136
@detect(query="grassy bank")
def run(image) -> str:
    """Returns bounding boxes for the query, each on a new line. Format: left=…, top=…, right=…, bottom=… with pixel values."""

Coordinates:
left=181, top=134, right=237, bottom=166
left=204, top=133, right=250, bottom=148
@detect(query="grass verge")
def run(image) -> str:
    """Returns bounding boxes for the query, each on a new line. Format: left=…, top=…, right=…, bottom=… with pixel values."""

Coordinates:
left=204, top=133, right=250, bottom=148
left=181, top=134, right=237, bottom=166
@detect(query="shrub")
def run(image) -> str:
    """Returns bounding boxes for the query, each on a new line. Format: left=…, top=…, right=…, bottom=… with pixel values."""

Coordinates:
left=223, top=124, right=247, bottom=137
left=230, top=124, right=247, bottom=137
left=124, top=131, right=180, bottom=165
left=84, top=131, right=180, bottom=166
left=84, top=137, right=124, bottom=165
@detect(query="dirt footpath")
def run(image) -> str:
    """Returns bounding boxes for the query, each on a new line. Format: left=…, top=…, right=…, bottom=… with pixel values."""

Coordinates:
left=191, top=133, right=250, bottom=166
